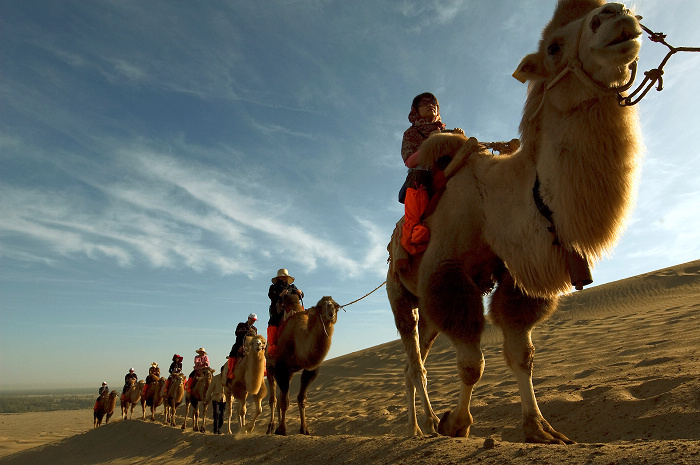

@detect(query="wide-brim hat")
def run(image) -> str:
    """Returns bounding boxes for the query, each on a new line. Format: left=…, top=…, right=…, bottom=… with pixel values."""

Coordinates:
left=272, top=268, right=294, bottom=284
left=196, top=348, right=207, bottom=355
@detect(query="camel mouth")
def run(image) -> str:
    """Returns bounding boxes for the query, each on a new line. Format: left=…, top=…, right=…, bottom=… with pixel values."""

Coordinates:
left=605, top=29, right=641, bottom=48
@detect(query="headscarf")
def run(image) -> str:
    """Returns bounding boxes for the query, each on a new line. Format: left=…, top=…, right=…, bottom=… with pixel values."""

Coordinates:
left=401, top=93, right=446, bottom=161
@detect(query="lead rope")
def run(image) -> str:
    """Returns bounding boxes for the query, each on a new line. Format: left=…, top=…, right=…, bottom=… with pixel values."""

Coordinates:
left=339, top=281, right=386, bottom=309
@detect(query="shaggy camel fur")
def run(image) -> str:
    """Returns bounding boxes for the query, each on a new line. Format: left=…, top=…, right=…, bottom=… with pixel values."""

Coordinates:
left=266, top=295, right=339, bottom=435
left=387, top=0, right=643, bottom=444
left=120, top=379, right=146, bottom=420
left=222, top=334, right=268, bottom=434
left=93, top=390, right=117, bottom=428
left=182, top=367, right=214, bottom=432
left=141, top=376, right=167, bottom=421
left=165, top=373, right=186, bottom=427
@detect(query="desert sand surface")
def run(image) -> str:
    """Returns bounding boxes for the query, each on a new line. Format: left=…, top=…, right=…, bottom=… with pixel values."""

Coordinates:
left=1, top=260, right=699, bottom=464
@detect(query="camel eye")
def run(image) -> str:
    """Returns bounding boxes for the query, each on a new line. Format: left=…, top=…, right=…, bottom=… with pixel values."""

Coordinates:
left=547, top=42, right=561, bottom=56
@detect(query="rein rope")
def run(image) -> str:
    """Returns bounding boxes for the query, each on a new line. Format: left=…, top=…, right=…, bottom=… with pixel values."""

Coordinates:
left=339, top=281, right=386, bottom=309
left=619, top=23, right=700, bottom=106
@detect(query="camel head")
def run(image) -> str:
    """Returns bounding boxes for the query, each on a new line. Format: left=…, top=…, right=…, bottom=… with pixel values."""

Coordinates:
left=514, top=1, right=641, bottom=114
left=245, top=334, right=267, bottom=355
left=309, top=296, right=339, bottom=325
left=281, top=292, right=304, bottom=313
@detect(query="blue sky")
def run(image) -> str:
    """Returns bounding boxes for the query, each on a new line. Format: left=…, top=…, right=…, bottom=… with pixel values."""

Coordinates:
left=1, top=0, right=699, bottom=390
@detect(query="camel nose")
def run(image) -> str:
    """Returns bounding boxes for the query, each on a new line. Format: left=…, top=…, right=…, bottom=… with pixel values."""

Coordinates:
left=601, top=3, right=626, bottom=16
left=591, top=3, right=631, bottom=33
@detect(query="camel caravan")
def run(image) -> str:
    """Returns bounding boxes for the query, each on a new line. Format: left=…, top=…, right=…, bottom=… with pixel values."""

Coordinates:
left=94, top=293, right=341, bottom=437
left=92, top=0, right=679, bottom=446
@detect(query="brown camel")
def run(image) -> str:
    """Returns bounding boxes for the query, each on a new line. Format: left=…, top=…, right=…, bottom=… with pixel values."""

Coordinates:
left=182, top=367, right=214, bottom=432
left=120, top=379, right=146, bottom=420
left=165, top=373, right=186, bottom=427
left=93, top=390, right=117, bottom=428
left=141, top=376, right=167, bottom=421
left=266, top=294, right=339, bottom=435
left=223, top=334, right=268, bottom=434
left=387, top=0, right=643, bottom=444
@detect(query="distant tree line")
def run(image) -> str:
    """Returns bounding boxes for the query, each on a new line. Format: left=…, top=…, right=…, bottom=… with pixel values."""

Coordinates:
left=0, top=394, right=94, bottom=413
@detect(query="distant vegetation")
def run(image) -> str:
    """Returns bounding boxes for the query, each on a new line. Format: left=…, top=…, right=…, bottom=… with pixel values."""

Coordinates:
left=0, top=389, right=96, bottom=413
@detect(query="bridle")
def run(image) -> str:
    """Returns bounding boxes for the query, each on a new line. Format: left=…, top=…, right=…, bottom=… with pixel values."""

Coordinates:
left=529, top=9, right=700, bottom=119
left=528, top=10, right=639, bottom=122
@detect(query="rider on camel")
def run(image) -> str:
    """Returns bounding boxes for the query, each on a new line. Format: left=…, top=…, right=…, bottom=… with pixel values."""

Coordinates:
left=165, top=354, right=183, bottom=391
left=187, top=348, right=209, bottom=391
left=226, top=313, right=258, bottom=379
left=398, top=92, right=463, bottom=267
left=266, top=269, right=303, bottom=358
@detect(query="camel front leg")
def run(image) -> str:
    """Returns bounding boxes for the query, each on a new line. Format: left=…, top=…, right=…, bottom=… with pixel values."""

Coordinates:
left=437, top=340, right=483, bottom=437
left=490, top=272, right=573, bottom=444
left=388, top=277, right=439, bottom=436
left=421, top=259, right=486, bottom=438
left=225, top=388, right=234, bottom=435
left=297, top=368, right=319, bottom=435
left=502, top=325, right=574, bottom=444
left=192, top=401, right=199, bottom=432
left=274, top=364, right=292, bottom=436
left=200, top=400, right=208, bottom=433
left=266, top=365, right=277, bottom=434
left=247, top=384, right=267, bottom=433
left=181, top=401, right=189, bottom=430
left=237, top=396, right=248, bottom=433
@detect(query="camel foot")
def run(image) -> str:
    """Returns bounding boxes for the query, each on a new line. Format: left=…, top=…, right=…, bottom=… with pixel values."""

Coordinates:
left=266, top=424, right=276, bottom=435
left=423, top=414, right=439, bottom=437
left=274, top=426, right=287, bottom=436
left=524, top=417, right=575, bottom=445
left=437, top=410, right=471, bottom=438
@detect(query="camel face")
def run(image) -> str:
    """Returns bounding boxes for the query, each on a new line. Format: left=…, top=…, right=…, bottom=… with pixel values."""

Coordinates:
left=514, top=2, right=641, bottom=114
left=247, top=335, right=267, bottom=354
left=317, top=296, right=338, bottom=324
left=579, top=3, right=642, bottom=77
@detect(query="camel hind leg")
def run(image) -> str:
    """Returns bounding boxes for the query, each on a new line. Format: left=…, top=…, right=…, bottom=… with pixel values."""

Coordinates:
left=489, top=271, right=573, bottom=444
left=387, top=275, right=440, bottom=436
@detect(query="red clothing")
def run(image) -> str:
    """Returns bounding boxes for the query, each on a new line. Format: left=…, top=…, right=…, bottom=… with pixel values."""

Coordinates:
left=194, top=354, right=209, bottom=370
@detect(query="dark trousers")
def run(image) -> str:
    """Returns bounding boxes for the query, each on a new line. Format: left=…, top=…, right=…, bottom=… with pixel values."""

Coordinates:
left=212, top=400, right=226, bottom=433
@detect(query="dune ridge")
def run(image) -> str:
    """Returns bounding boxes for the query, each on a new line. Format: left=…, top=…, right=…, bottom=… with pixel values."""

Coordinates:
left=1, top=260, right=699, bottom=464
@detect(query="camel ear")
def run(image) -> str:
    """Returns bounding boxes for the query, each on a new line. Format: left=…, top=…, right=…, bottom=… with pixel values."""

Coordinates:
left=513, top=52, right=546, bottom=83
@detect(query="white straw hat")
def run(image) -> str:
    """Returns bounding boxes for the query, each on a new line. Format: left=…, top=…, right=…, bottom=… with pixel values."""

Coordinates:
left=272, top=268, right=294, bottom=284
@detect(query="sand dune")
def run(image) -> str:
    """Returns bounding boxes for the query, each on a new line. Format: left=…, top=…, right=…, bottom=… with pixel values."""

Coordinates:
left=1, top=260, right=699, bottom=464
